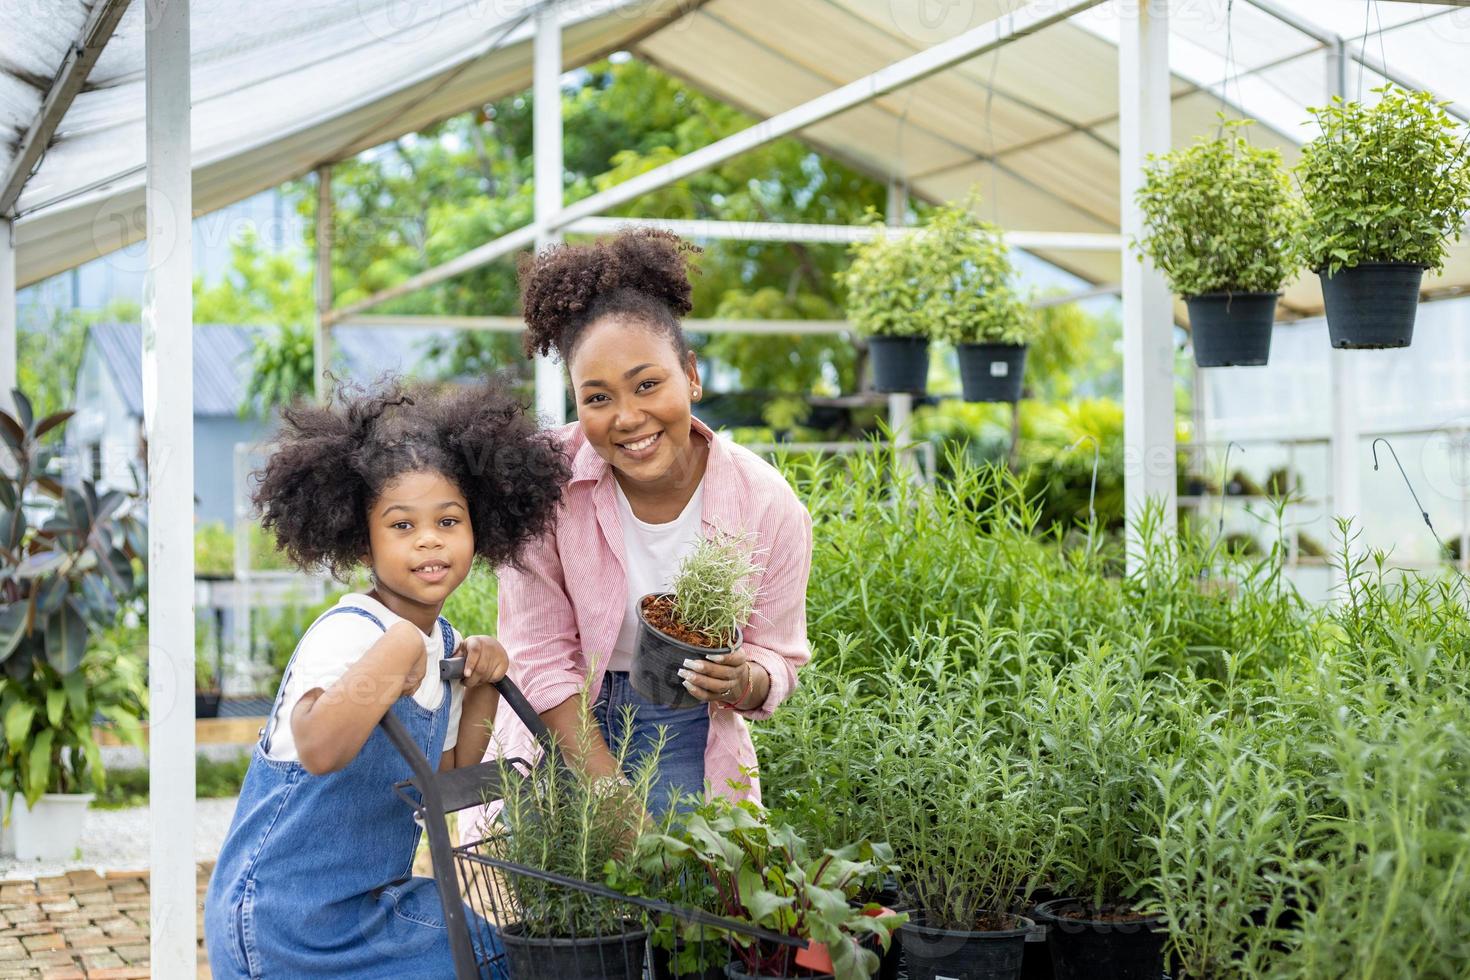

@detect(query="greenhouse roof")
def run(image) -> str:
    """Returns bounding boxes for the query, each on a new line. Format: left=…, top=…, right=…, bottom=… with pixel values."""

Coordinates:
left=5, top=0, right=1470, bottom=314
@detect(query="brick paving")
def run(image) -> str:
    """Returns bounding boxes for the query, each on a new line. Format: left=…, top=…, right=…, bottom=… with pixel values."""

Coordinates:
left=0, top=864, right=213, bottom=979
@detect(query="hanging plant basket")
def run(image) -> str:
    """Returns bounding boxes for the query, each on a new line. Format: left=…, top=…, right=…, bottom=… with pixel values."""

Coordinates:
left=1318, top=262, right=1425, bottom=349
left=958, top=343, right=1027, bottom=402
left=868, top=336, right=930, bottom=395
left=1185, top=292, right=1279, bottom=367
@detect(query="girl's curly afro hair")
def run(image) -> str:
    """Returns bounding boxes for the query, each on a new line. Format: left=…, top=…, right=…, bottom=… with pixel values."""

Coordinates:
left=519, top=227, right=701, bottom=362
left=251, top=379, right=570, bottom=580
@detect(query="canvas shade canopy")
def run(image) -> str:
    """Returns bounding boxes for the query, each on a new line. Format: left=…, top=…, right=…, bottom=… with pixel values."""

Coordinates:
left=4, top=1, right=1470, bottom=313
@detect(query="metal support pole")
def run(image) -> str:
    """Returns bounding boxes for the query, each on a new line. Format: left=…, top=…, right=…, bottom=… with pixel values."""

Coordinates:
left=314, top=164, right=333, bottom=402
left=1119, top=0, right=1176, bottom=569
left=0, top=219, right=14, bottom=416
left=144, top=0, right=197, bottom=973
left=533, top=3, right=566, bottom=426
left=1326, top=38, right=1359, bottom=592
left=885, top=179, right=913, bottom=455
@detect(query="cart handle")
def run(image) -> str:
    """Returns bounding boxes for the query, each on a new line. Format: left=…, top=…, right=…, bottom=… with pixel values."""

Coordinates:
left=438, top=659, right=554, bottom=750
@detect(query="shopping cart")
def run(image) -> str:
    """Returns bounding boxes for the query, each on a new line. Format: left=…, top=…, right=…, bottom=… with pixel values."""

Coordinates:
left=379, top=657, right=806, bottom=980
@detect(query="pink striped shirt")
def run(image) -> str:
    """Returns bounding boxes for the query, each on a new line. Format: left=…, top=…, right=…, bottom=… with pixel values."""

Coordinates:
left=485, top=416, right=814, bottom=804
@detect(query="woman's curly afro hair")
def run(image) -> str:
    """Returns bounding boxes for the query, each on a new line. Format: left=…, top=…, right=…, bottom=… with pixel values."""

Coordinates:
left=251, top=379, right=570, bottom=580
left=519, top=227, right=701, bottom=362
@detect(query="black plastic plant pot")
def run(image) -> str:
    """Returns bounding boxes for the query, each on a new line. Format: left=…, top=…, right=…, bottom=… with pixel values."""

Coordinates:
left=1031, top=900, right=1164, bottom=980
left=195, top=692, right=222, bottom=718
left=957, top=343, right=1027, bottom=403
left=631, top=593, right=742, bottom=709
left=650, top=942, right=729, bottom=980
left=725, top=963, right=831, bottom=980
left=1184, top=292, right=1279, bottom=367
left=898, top=915, right=1035, bottom=980
left=868, top=335, right=931, bottom=395
left=501, top=923, right=649, bottom=980
left=1318, top=262, right=1426, bottom=349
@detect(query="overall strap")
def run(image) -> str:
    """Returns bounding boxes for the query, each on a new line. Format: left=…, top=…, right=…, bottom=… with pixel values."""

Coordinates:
left=260, top=605, right=387, bottom=753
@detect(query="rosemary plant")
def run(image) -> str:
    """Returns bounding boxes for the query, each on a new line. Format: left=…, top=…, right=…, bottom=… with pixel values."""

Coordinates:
left=669, top=531, right=761, bottom=646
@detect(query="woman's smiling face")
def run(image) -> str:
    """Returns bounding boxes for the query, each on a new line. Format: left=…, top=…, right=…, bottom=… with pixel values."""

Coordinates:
left=570, top=315, right=702, bottom=491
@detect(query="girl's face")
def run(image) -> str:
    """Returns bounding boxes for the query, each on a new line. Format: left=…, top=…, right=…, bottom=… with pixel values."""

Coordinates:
left=570, top=316, right=702, bottom=493
left=365, top=470, right=473, bottom=630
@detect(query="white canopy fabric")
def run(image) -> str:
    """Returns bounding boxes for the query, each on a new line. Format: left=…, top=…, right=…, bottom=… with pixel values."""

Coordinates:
left=3, top=0, right=691, bottom=286
left=5, top=0, right=1470, bottom=313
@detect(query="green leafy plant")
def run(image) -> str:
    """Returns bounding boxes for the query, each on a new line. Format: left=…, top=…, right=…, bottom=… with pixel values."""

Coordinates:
left=1135, top=121, right=1301, bottom=296
left=868, top=647, right=1061, bottom=930
left=491, top=690, right=664, bottom=939
left=0, top=645, right=146, bottom=809
left=667, top=532, right=762, bottom=646
left=1296, top=86, right=1470, bottom=274
left=841, top=210, right=934, bottom=340
left=242, top=322, right=316, bottom=416
left=1, top=389, right=147, bottom=678
left=914, top=198, right=1032, bottom=346
left=629, top=798, right=903, bottom=980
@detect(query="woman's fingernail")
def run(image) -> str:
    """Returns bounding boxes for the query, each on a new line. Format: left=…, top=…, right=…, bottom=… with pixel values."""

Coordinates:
left=682, top=680, right=696, bottom=691
left=707, top=654, right=726, bottom=663
left=677, top=668, right=691, bottom=679
left=682, top=659, right=701, bottom=670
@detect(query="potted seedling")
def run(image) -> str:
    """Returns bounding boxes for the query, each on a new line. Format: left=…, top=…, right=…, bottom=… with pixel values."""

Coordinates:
left=1135, top=120, right=1300, bottom=367
left=195, top=652, right=222, bottom=718
left=1025, top=651, right=1168, bottom=980
left=843, top=212, right=937, bottom=396
left=1296, top=86, right=1470, bottom=349
left=919, top=200, right=1035, bottom=402
left=870, top=667, right=1053, bottom=980
left=492, top=693, right=664, bottom=980
left=632, top=532, right=760, bottom=709
left=630, top=798, right=904, bottom=980
left=0, top=390, right=148, bottom=861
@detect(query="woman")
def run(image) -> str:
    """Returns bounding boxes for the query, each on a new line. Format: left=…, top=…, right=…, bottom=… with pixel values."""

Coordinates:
left=486, top=228, right=813, bottom=812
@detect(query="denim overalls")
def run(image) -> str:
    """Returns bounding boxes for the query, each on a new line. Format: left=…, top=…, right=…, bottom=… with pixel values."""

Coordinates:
left=205, top=605, right=500, bottom=978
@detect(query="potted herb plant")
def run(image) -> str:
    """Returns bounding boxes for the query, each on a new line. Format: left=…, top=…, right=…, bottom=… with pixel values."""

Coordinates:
left=493, top=693, right=663, bottom=980
left=195, top=650, right=222, bottom=718
left=1025, top=651, right=1168, bottom=980
left=870, top=671, right=1053, bottom=980
left=0, top=390, right=148, bottom=860
left=843, top=212, right=936, bottom=396
left=1135, top=120, right=1300, bottom=367
left=1296, top=86, right=1470, bottom=349
left=632, top=532, right=760, bottom=709
left=917, top=200, right=1034, bottom=401
left=631, top=798, right=904, bottom=980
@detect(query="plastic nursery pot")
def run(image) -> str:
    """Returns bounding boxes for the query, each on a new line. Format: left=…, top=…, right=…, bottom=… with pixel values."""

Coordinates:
left=631, top=593, right=742, bottom=709
left=1030, top=900, right=1165, bottom=980
left=957, top=343, right=1027, bottom=402
left=195, top=691, right=222, bottom=718
left=1318, top=262, right=1426, bottom=350
left=1184, top=292, right=1279, bottom=368
left=500, top=922, right=649, bottom=980
left=898, top=914, right=1035, bottom=980
left=800, top=905, right=904, bottom=978
left=725, top=961, right=832, bottom=980
left=867, top=336, right=931, bottom=395
left=650, top=941, right=730, bottom=980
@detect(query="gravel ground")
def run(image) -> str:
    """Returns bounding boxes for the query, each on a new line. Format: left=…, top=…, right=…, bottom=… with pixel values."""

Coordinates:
left=0, top=796, right=239, bottom=881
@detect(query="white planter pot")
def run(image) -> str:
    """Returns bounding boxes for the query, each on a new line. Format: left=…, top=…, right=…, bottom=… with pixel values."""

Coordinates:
left=11, top=793, right=94, bottom=862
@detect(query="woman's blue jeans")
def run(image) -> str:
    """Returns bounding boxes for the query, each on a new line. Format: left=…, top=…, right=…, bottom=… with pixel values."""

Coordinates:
left=593, top=670, right=709, bottom=815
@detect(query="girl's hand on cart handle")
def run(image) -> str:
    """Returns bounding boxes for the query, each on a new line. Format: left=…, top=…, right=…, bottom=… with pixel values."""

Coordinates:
left=449, top=635, right=510, bottom=689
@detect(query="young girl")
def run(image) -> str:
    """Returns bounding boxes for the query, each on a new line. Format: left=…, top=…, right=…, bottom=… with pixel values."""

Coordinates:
left=205, top=380, right=568, bottom=979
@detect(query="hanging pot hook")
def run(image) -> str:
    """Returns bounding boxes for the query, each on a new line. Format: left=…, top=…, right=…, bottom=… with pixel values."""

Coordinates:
left=1372, top=436, right=1470, bottom=603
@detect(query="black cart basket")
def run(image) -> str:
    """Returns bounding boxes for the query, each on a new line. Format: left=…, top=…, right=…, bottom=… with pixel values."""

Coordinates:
left=379, top=658, right=804, bottom=980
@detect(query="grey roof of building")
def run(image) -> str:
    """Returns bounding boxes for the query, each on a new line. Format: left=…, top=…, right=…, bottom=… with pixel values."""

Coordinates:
left=86, top=322, right=463, bottom=418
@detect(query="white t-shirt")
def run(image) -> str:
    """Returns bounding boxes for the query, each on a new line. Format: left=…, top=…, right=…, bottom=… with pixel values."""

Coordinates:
left=264, top=593, right=464, bottom=762
left=607, top=480, right=705, bottom=672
